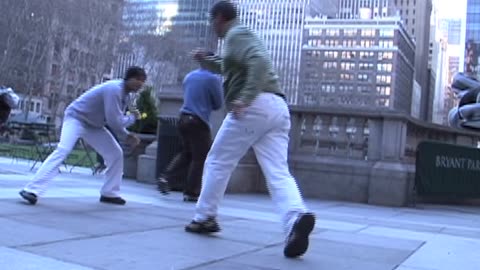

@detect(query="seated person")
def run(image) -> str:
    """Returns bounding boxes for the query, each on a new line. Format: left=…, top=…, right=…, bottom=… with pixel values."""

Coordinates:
left=0, top=87, right=19, bottom=128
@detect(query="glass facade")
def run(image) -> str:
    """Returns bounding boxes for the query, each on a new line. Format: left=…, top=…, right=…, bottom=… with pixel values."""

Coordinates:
left=465, top=0, right=480, bottom=78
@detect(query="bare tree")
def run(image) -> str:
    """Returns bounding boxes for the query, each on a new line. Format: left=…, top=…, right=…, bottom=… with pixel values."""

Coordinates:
left=0, top=0, right=56, bottom=120
left=45, top=0, right=123, bottom=125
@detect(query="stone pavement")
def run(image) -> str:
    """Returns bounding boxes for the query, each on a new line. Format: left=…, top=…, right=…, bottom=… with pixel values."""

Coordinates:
left=0, top=157, right=480, bottom=270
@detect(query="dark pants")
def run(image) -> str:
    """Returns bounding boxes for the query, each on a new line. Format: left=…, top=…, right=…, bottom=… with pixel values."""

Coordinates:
left=163, top=113, right=212, bottom=197
left=96, top=126, right=118, bottom=166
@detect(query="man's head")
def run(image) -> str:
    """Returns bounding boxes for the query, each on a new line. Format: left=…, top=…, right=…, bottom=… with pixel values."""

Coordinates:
left=210, top=1, right=238, bottom=38
left=124, top=66, right=147, bottom=93
left=199, top=52, right=215, bottom=69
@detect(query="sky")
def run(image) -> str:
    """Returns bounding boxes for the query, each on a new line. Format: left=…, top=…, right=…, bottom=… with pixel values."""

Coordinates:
left=435, top=0, right=467, bottom=19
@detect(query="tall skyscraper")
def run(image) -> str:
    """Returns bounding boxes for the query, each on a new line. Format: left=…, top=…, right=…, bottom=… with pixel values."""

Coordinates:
left=234, top=0, right=325, bottom=104
left=392, top=0, right=433, bottom=120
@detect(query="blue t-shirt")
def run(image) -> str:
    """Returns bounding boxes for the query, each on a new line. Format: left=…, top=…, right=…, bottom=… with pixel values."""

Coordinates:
left=180, top=69, right=223, bottom=126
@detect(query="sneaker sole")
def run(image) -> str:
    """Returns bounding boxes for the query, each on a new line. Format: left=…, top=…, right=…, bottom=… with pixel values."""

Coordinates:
left=19, top=191, right=37, bottom=205
left=185, top=225, right=220, bottom=234
left=284, top=213, right=315, bottom=258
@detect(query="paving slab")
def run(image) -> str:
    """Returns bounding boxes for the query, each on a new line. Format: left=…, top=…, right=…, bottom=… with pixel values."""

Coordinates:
left=0, top=247, right=95, bottom=270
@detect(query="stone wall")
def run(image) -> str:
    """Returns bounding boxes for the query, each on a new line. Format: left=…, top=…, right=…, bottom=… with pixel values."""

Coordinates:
left=138, top=93, right=480, bottom=207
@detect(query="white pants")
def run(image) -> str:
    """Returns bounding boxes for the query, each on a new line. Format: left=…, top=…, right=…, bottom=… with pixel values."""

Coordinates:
left=23, top=116, right=124, bottom=197
left=194, top=93, right=308, bottom=234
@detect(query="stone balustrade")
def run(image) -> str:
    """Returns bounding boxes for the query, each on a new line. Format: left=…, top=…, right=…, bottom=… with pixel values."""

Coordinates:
left=136, top=93, right=480, bottom=207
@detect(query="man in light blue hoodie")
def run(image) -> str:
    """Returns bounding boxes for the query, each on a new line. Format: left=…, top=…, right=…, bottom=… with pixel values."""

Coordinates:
left=19, top=66, right=145, bottom=206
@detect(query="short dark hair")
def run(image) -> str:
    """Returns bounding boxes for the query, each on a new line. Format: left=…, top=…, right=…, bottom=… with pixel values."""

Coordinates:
left=124, top=66, right=147, bottom=81
left=210, top=1, right=237, bottom=21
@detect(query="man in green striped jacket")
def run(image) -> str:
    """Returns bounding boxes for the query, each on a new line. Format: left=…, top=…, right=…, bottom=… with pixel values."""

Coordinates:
left=184, top=0, right=315, bottom=259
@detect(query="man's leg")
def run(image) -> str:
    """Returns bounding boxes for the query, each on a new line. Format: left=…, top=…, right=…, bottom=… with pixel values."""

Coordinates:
left=157, top=117, right=192, bottom=194
left=82, top=126, right=125, bottom=204
left=183, top=118, right=212, bottom=201
left=252, top=95, right=314, bottom=258
left=20, top=117, right=84, bottom=204
left=186, top=95, right=279, bottom=232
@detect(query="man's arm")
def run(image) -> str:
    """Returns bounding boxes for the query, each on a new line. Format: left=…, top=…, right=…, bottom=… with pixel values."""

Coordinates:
left=226, top=30, right=268, bottom=107
left=103, top=90, right=130, bottom=141
left=210, top=76, right=224, bottom=110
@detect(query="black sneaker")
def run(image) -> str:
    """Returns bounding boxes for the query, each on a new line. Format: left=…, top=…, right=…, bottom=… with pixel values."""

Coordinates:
left=185, top=217, right=220, bottom=234
left=99, top=196, right=126, bottom=205
left=284, top=212, right=315, bottom=258
left=183, top=194, right=198, bottom=202
left=93, top=163, right=106, bottom=175
left=156, top=177, right=170, bottom=195
left=19, top=190, right=37, bottom=205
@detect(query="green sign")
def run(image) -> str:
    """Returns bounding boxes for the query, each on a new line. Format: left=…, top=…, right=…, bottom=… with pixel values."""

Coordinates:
left=415, top=141, right=480, bottom=197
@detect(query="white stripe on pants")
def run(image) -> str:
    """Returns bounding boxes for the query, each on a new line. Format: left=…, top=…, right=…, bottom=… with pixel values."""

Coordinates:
left=23, top=116, right=124, bottom=197
left=194, top=92, right=308, bottom=235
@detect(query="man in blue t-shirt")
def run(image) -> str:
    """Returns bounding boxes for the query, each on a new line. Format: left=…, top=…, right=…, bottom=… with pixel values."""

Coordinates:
left=157, top=53, right=223, bottom=202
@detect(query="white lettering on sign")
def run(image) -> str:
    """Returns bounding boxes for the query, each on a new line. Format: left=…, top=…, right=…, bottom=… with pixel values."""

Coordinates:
left=435, top=155, right=480, bottom=171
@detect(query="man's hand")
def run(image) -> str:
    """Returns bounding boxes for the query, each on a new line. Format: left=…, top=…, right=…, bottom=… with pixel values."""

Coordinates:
left=231, top=100, right=248, bottom=119
left=190, top=48, right=207, bottom=61
left=131, top=109, right=141, bottom=120
left=126, top=134, right=140, bottom=148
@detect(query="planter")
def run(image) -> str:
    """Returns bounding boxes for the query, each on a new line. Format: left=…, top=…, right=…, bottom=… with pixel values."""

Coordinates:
left=123, top=133, right=156, bottom=179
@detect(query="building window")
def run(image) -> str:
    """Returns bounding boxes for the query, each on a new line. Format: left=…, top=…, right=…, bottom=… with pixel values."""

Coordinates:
left=324, top=51, right=338, bottom=58
left=376, top=75, right=392, bottom=84
left=341, top=62, right=356, bottom=70
left=359, top=63, right=374, bottom=70
left=379, top=29, right=394, bottom=37
left=377, top=63, right=393, bottom=72
left=376, top=86, right=391, bottom=95
left=340, top=73, right=354, bottom=80
left=379, top=40, right=394, bottom=48
left=357, top=74, right=369, bottom=81
left=326, top=29, right=340, bottom=36
left=344, top=29, right=357, bottom=36
left=361, top=29, right=376, bottom=37
left=323, top=61, right=337, bottom=69
left=360, top=51, right=375, bottom=59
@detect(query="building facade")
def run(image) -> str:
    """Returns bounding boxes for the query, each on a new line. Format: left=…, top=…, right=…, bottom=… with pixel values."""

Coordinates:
left=465, top=0, right=480, bottom=78
left=299, top=18, right=415, bottom=114
left=338, top=0, right=394, bottom=19
left=233, top=0, right=311, bottom=104
left=392, top=0, right=433, bottom=120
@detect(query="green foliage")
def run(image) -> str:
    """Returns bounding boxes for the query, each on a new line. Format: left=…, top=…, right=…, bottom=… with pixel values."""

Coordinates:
left=128, top=86, right=158, bottom=134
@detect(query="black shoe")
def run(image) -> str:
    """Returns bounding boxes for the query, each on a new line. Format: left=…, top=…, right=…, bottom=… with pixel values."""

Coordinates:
left=284, top=213, right=315, bottom=258
left=19, top=190, right=37, bottom=205
left=156, top=177, right=170, bottom=195
left=185, top=217, right=220, bottom=234
left=93, top=163, right=106, bottom=174
left=99, top=196, right=126, bottom=205
left=183, top=194, right=198, bottom=202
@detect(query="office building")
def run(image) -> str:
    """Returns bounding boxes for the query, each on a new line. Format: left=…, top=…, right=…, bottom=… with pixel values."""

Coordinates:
left=299, top=17, right=415, bottom=114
